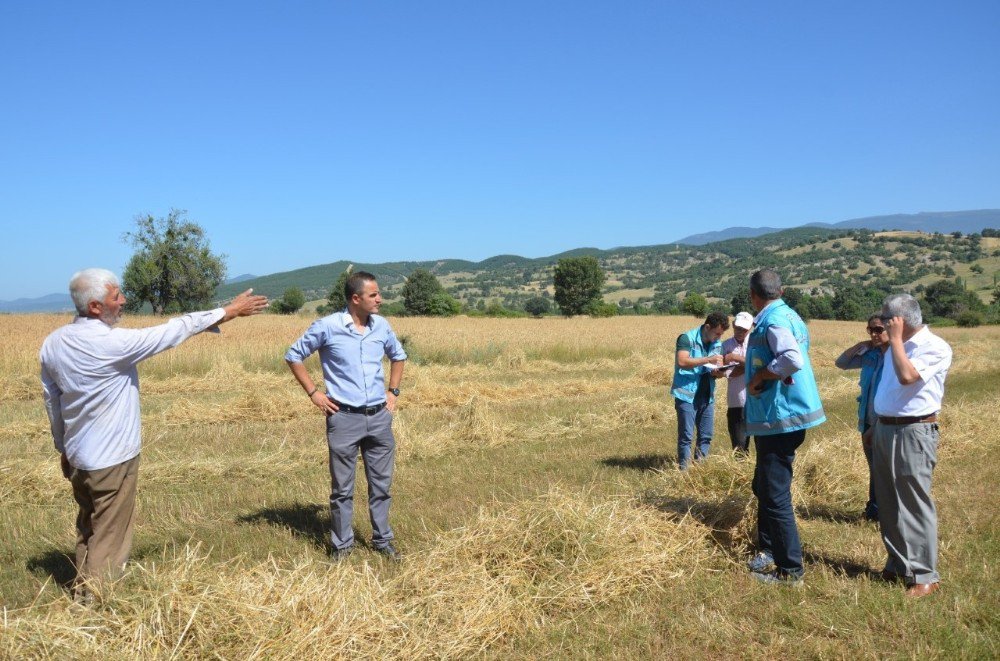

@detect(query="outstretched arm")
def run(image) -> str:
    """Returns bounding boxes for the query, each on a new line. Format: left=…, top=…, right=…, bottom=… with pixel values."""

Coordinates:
left=215, top=289, right=269, bottom=325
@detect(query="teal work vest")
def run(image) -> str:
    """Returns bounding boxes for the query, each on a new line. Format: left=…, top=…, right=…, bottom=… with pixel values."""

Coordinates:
left=671, top=325, right=722, bottom=404
left=744, top=300, right=826, bottom=436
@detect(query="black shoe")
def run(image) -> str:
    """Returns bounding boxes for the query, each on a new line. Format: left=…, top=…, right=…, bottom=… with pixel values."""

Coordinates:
left=330, top=546, right=353, bottom=561
left=375, top=542, right=401, bottom=562
left=864, top=504, right=879, bottom=522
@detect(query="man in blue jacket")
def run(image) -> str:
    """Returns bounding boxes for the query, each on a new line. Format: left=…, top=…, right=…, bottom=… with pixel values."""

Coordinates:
left=671, top=311, right=729, bottom=469
left=744, top=269, right=826, bottom=584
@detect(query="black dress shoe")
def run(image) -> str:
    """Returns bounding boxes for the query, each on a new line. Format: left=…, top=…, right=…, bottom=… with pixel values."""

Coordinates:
left=375, top=542, right=401, bottom=562
left=330, top=546, right=354, bottom=561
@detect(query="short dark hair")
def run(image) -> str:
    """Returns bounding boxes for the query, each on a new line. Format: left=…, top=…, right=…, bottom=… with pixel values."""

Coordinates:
left=705, top=311, right=730, bottom=330
left=345, top=271, right=377, bottom=301
left=750, top=269, right=782, bottom=301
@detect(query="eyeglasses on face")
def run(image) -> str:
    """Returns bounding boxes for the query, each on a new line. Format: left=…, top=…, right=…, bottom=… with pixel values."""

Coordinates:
left=867, top=326, right=886, bottom=334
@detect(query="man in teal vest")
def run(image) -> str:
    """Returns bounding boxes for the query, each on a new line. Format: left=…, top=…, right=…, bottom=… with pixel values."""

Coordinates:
left=744, top=269, right=826, bottom=584
left=671, top=311, right=730, bottom=469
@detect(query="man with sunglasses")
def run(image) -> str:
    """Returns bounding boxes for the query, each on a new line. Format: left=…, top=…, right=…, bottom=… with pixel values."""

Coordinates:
left=872, top=293, right=951, bottom=598
left=835, top=314, right=888, bottom=521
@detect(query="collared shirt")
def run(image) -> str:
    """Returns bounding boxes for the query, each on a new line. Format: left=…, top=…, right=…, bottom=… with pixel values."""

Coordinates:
left=285, top=311, right=407, bottom=408
left=40, top=309, right=226, bottom=471
left=874, top=325, right=952, bottom=417
left=721, top=334, right=749, bottom=408
left=753, top=299, right=804, bottom=379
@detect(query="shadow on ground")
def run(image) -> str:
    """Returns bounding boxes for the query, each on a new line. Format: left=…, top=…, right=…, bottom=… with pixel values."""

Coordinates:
left=236, top=503, right=371, bottom=553
left=237, top=502, right=329, bottom=549
left=25, top=549, right=76, bottom=589
left=600, top=453, right=674, bottom=472
left=643, top=494, right=753, bottom=556
left=803, top=550, right=876, bottom=579
left=25, top=542, right=169, bottom=593
left=798, top=503, right=873, bottom=525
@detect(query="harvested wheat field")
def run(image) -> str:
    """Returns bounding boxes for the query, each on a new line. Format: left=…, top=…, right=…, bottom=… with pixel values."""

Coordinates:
left=1, top=314, right=997, bottom=658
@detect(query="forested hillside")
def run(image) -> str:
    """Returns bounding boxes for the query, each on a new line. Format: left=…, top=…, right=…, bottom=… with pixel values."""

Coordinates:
left=215, top=228, right=1000, bottom=324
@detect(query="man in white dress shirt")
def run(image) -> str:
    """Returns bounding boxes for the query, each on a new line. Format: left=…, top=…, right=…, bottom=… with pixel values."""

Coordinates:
left=40, top=268, right=267, bottom=593
left=872, top=293, right=952, bottom=598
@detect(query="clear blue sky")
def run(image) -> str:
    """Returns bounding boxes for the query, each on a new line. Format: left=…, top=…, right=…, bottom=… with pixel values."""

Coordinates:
left=2, top=1, right=998, bottom=299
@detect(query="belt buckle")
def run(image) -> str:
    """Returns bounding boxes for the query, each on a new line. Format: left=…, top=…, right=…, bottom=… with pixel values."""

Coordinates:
left=365, top=405, right=377, bottom=415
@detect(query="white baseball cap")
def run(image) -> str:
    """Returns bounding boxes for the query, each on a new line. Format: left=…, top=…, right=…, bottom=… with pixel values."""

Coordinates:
left=734, top=311, right=754, bottom=329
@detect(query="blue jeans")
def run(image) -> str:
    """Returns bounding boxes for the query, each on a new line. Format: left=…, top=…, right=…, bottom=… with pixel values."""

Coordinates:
left=752, top=429, right=806, bottom=578
left=675, top=397, right=714, bottom=469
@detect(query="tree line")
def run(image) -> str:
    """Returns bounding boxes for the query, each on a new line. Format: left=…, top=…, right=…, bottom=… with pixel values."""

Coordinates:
left=119, top=211, right=1000, bottom=326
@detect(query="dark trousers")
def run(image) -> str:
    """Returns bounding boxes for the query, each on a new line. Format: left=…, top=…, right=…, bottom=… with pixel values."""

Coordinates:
left=727, top=407, right=748, bottom=453
left=862, top=424, right=877, bottom=514
left=752, top=429, right=806, bottom=578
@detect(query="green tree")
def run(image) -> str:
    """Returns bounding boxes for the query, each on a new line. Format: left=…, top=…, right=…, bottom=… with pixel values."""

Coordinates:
left=317, top=268, right=352, bottom=315
left=524, top=296, right=551, bottom=318
left=923, top=279, right=985, bottom=319
left=553, top=256, right=605, bottom=316
left=272, top=287, right=305, bottom=314
left=681, top=292, right=708, bottom=317
left=403, top=269, right=452, bottom=316
left=730, top=289, right=753, bottom=316
left=584, top=300, right=618, bottom=317
left=427, top=291, right=461, bottom=316
left=121, top=209, right=226, bottom=314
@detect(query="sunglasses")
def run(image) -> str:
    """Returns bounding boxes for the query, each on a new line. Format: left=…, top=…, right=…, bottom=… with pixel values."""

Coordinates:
left=867, top=326, right=886, bottom=334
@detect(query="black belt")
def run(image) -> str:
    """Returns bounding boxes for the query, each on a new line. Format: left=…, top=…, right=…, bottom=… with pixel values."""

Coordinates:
left=334, top=401, right=387, bottom=415
left=878, top=414, right=937, bottom=425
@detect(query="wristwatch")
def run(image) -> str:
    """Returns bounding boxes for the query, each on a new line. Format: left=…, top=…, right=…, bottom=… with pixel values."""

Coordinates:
left=388, top=387, right=400, bottom=397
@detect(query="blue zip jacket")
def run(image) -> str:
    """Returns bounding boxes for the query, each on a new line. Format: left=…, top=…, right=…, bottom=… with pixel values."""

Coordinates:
left=671, top=325, right=723, bottom=404
left=745, top=301, right=826, bottom=435
left=856, top=350, right=884, bottom=432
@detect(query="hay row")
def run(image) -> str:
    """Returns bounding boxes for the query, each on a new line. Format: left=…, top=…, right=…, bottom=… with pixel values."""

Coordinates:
left=1, top=488, right=715, bottom=659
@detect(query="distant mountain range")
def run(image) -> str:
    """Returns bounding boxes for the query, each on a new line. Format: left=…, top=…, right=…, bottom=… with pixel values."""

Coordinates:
left=674, top=209, right=998, bottom=245
left=0, top=273, right=258, bottom=314
left=6, top=209, right=998, bottom=312
left=0, top=293, right=75, bottom=314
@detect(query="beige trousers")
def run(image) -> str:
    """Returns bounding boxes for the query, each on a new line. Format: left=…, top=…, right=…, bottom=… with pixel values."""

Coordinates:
left=69, top=455, right=140, bottom=585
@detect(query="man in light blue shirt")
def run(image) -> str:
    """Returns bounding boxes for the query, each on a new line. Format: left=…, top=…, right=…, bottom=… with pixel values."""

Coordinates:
left=286, top=271, right=407, bottom=561
left=40, top=268, right=268, bottom=592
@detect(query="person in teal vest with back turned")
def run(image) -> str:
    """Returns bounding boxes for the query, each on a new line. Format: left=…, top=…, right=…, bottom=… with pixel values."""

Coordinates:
left=744, top=268, right=826, bottom=585
left=671, top=311, right=730, bottom=469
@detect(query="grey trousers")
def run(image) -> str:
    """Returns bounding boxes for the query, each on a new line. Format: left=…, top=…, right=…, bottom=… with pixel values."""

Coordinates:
left=872, top=420, right=940, bottom=584
left=326, top=407, right=395, bottom=550
left=69, top=454, right=140, bottom=585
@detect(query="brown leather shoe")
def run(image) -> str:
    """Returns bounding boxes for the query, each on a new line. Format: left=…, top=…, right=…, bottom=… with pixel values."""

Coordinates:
left=905, top=582, right=940, bottom=598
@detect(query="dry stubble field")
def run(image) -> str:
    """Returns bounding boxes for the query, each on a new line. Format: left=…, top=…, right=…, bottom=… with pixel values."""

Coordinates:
left=1, top=313, right=997, bottom=659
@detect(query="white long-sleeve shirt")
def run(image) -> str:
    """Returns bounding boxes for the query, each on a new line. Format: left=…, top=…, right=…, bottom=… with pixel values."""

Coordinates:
left=40, top=310, right=224, bottom=471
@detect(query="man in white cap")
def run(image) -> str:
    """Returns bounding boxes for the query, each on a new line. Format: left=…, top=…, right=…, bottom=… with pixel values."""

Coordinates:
left=722, top=311, right=755, bottom=454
